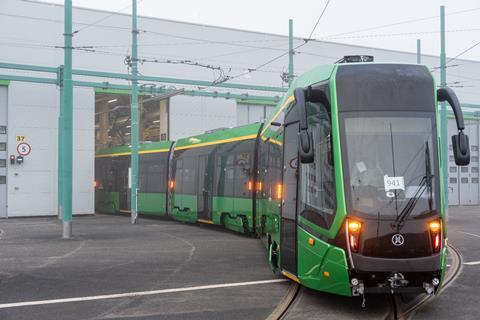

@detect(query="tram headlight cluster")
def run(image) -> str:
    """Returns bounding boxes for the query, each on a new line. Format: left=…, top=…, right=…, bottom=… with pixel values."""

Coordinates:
left=347, top=219, right=362, bottom=253
left=428, top=220, right=442, bottom=253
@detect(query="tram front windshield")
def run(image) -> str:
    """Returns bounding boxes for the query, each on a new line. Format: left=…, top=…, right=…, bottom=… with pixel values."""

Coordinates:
left=341, top=112, right=438, bottom=219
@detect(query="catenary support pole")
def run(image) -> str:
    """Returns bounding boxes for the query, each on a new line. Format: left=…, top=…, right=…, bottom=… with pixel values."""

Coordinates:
left=417, top=39, right=421, bottom=64
left=58, top=65, right=64, bottom=220
left=130, top=0, right=139, bottom=224
left=288, top=19, right=294, bottom=86
left=62, top=0, right=73, bottom=238
left=440, top=6, right=449, bottom=213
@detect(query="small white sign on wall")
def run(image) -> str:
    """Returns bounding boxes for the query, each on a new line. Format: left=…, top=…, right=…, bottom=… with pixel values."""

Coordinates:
left=128, top=167, right=131, bottom=189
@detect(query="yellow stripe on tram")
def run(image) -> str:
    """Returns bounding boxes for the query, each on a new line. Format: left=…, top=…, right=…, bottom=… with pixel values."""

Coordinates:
left=95, top=148, right=170, bottom=158
left=175, top=134, right=258, bottom=151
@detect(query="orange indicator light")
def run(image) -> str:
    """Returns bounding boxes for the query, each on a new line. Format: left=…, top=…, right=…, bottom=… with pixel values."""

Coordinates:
left=247, top=181, right=253, bottom=191
left=308, top=238, right=315, bottom=246
left=348, top=220, right=361, bottom=233
left=276, top=183, right=283, bottom=199
left=429, top=221, right=441, bottom=233
left=323, top=271, right=330, bottom=278
left=93, top=180, right=97, bottom=188
left=169, top=180, right=175, bottom=190
left=256, top=182, right=263, bottom=191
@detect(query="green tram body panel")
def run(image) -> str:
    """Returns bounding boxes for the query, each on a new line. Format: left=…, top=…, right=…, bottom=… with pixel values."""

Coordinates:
left=94, top=62, right=454, bottom=296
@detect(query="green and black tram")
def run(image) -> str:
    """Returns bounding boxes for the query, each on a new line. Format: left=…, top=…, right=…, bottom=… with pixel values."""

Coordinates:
left=95, top=58, right=470, bottom=298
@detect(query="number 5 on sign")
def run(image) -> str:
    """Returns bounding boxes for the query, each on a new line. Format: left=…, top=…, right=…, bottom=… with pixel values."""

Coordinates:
left=17, top=142, right=32, bottom=157
left=16, top=135, right=26, bottom=142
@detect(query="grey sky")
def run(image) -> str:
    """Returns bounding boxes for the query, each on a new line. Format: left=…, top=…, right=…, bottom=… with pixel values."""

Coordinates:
left=42, top=0, right=480, bottom=61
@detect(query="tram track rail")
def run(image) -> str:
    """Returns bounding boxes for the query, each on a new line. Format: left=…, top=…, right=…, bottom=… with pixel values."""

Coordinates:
left=265, top=281, right=300, bottom=320
left=385, top=244, right=463, bottom=320
left=266, top=245, right=462, bottom=320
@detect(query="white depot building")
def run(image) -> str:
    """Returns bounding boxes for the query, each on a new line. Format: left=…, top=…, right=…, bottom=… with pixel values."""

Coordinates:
left=0, top=0, right=479, bottom=217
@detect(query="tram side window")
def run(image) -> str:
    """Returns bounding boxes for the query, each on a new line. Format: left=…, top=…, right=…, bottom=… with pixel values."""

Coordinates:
left=257, top=141, right=268, bottom=199
left=173, top=158, right=182, bottom=193
left=109, top=158, right=124, bottom=191
left=298, top=101, right=336, bottom=229
left=181, top=157, right=196, bottom=195
left=268, top=136, right=283, bottom=199
left=140, top=155, right=167, bottom=193
left=234, top=151, right=251, bottom=198
left=215, top=153, right=234, bottom=197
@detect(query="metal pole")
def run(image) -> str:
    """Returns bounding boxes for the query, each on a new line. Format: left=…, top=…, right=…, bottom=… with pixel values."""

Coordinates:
left=58, top=66, right=64, bottom=220
left=416, top=39, right=421, bottom=64
left=440, top=5, right=449, bottom=212
left=62, top=0, right=73, bottom=238
left=130, top=0, right=139, bottom=224
left=288, top=19, right=294, bottom=86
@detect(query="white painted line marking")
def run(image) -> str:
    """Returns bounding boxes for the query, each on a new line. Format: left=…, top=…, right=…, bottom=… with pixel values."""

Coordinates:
left=0, top=279, right=287, bottom=309
left=459, top=231, right=480, bottom=238
left=464, top=261, right=480, bottom=266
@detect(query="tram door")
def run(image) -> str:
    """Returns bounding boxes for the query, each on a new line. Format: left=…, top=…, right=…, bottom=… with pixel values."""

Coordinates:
left=280, top=122, right=299, bottom=275
left=197, top=155, right=212, bottom=220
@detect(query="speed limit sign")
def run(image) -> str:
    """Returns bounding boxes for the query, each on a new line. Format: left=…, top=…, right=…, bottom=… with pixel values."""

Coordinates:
left=17, top=142, right=32, bottom=156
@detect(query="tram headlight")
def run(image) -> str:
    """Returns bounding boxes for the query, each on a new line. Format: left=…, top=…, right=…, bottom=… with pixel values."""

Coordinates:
left=428, top=219, right=442, bottom=253
left=347, top=219, right=362, bottom=253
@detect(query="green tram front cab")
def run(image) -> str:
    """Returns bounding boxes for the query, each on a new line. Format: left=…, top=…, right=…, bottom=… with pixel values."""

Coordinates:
left=259, top=62, right=470, bottom=296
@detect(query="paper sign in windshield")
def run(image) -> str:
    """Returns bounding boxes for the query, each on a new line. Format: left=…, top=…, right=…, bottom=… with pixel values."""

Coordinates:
left=384, top=175, right=405, bottom=191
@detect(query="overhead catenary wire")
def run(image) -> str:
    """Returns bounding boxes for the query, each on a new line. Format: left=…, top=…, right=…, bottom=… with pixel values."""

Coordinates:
left=320, top=28, right=480, bottom=40
left=3, top=5, right=479, bottom=91
left=2, top=11, right=479, bottom=54
left=307, top=0, right=331, bottom=40
left=432, top=40, right=480, bottom=71
left=73, top=0, right=144, bottom=34
left=323, top=6, right=480, bottom=38
left=215, top=0, right=333, bottom=85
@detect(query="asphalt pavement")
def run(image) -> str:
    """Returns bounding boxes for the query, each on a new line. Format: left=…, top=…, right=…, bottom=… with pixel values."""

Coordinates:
left=0, top=214, right=288, bottom=320
left=0, top=206, right=478, bottom=320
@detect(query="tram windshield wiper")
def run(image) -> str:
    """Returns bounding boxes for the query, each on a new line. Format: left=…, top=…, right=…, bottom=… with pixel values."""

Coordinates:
left=393, top=141, right=433, bottom=230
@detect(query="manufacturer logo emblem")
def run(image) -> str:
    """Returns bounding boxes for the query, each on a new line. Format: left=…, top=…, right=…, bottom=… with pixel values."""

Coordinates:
left=391, top=234, right=405, bottom=246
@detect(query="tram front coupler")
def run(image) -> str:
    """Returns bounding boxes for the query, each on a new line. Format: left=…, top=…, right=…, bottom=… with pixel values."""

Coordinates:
left=387, top=273, right=409, bottom=293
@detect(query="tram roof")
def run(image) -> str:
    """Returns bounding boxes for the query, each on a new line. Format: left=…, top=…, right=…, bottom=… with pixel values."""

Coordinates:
left=174, top=122, right=261, bottom=150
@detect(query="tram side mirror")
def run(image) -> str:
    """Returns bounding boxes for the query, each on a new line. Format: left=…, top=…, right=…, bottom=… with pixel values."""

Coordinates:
left=437, top=87, right=470, bottom=166
left=452, top=132, right=470, bottom=166
left=299, top=130, right=314, bottom=163
left=295, top=87, right=314, bottom=163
